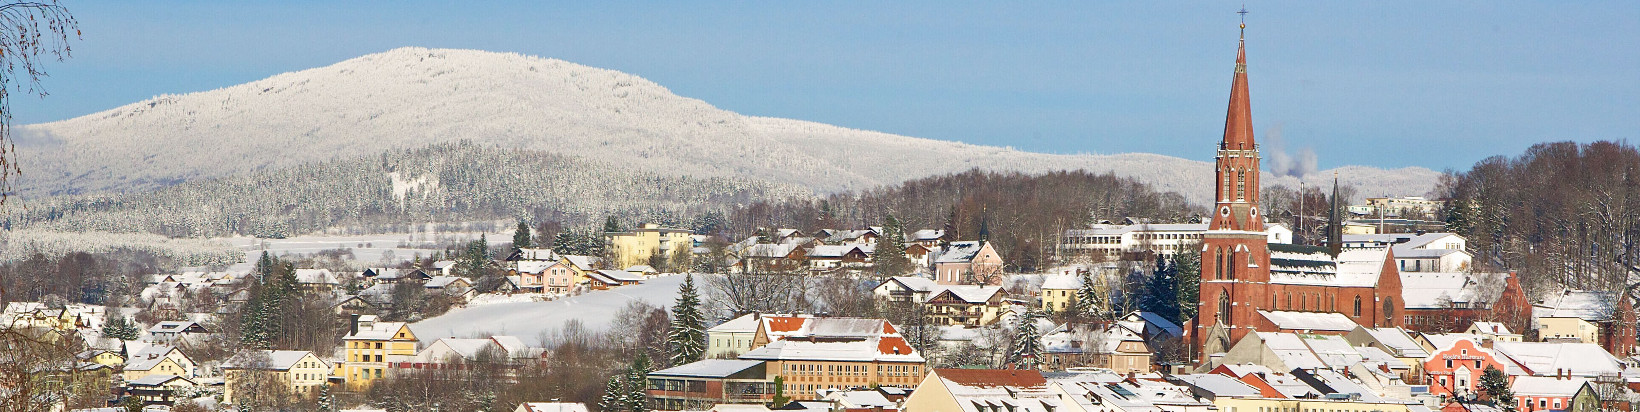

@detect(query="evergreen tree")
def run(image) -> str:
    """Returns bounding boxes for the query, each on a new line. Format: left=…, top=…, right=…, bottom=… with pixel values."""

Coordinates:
left=771, top=375, right=791, bottom=407
left=458, top=236, right=490, bottom=278
left=1073, top=271, right=1111, bottom=321
left=1007, top=309, right=1044, bottom=370
left=1141, top=256, right=1181, bottom=324
left=599, top=374, right=626, bottom=412
left=604, top=216, right=623, bottom=233
left=875, top=215, right=913, bottom=277
left=316, top=385, right=335, bottom=412
left=513, top=220, right=533, bottom=249
left=102, top=316, right=140, bottom=341
left=1479, top=366, right=1514, bottom=410
left=626, top=354, right=653, bottom=412
left=667, top=274, right=708, bottom=366
left=1174, top=248, right=1202, bottom=322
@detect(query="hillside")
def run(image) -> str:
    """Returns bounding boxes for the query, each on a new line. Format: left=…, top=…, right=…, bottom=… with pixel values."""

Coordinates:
left=8, top=142, right=808, bottom=238
left=14, top=47, right=1438, bottom=206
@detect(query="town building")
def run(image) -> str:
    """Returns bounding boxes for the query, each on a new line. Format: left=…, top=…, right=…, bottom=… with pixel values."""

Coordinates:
left=222, top=350, right=332, bottom=404
left=1400, top=271, right=1531, bottom=333
left=126, top=374, right=195, bottom=406
left=1534, top=288, right=1637, bottom=357
left=735, top=317, right=927, bottom=400
left=604, top=223, right=694, bottom=269
left=1423, top=338, right=1508, bottom=400
left=903, top=369, right=1057, bottom=412
left=1059, top=222, right=1292, bottom=261
left=1041, top=322, right=1152, bottom=373
left=932, top=241, right=1004, bottom=285
left=341, top=314, right=418, bottom=389
left=1341, top=232, right=1472, bottom=273
left=646, top=359, right=774, bottom=410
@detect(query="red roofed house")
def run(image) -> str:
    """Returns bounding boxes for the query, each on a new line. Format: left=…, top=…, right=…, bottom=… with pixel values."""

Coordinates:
left=732, top=316, right=927, bottom=400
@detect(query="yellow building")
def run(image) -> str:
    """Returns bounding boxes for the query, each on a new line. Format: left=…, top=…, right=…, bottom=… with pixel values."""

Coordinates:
left=79, top=349, right=126, bottom=367
left=224, top=350, right=332, bottom=404
left=604, top=223, right=693, bottom=269
left=122, top=346, right=195, bottom=381
left=341, top=315, right=418, bottom=389
left=1537, top=316, right=1600, bottom=344
left=1040, top=275, right=1082, bottom=312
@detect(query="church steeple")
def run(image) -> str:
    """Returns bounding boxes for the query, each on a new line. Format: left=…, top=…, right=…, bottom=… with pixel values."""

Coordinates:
left=1222, top=18, right=1255, bottom=151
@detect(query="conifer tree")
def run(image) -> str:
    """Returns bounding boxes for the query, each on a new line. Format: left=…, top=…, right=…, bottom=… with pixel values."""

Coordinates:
left=875, top=215, right=913, bottom=277
left=771, top=375, right=791, bottom=407
left=599, top=374, right=626, bottom=412
left=1007, top=309, right=1044, bottom=370
left=513, top=220, right=533, bottom=249
left=1174, top=248, right=1202, bottom=321
left=667, top=274, right=707, bottom=366
left=101, top=316, right=140, bottom=341
left=626, top=354, right=653, bottom=412
left=1141, top=255, right=1181, bottom=324
left=1479, top=366, right=1513, bottom=410
left=604, top=216, right=622, bottom=233
left=1072, top=272, right=1100, bottom=319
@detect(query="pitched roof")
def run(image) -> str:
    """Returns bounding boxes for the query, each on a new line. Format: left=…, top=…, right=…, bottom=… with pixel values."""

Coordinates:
left=1401, top=272, right=1511, bottom=309
left=127, top=374, right=193, bottom=387
left=1509, top=376, right=1590, bottom=397
left=295, top=269, right=339, bottom=285
left=1257, top=310, right=1360, bottom=332
left=1040, top=275, right=1081, bottom=290
left=926, top=285, right=1003, bottom=304
left=1535, top=288, right=1620, bottom=321
left=739, top=336, right=923, bottom=363
left=934, top=241, right=987, bottom=264
left=936, top=368, right=1047, bottom=388
left=1491, top=341, right=1622, bottom=377
left=1363, top=327, right=1429, bottom=358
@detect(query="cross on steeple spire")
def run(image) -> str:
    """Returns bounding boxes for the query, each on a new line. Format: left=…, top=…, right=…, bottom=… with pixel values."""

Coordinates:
left=1238, top=5, right=1248, bottom=39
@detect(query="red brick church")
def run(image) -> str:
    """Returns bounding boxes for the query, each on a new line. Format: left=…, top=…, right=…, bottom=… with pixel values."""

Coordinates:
left=1188, top=25, right=1406, bottom=364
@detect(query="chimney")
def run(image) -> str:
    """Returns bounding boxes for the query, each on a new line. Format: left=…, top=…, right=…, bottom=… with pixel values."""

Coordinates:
left=350, top=314, right=361, bottom=336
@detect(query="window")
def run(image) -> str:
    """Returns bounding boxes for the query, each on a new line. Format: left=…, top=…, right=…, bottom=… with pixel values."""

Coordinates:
left=1446, top=360, right=1453, bottom=368
left=1354, top=296, right=1362, bottom=317
left=1218, top=290, right=1232, bottom=324
left=1236, top=170, right=1246, bottom=201
left=1475, top=360, right=1482, bottom=368
left=1215, top=249, right=1224, bottom=280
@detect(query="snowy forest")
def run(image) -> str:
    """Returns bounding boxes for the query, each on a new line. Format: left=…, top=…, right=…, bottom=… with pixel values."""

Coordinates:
left=4, top=141, right=809, bottom=238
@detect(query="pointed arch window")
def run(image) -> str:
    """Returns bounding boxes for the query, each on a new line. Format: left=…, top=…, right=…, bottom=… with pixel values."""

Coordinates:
left=1354, top=296, right=1363, bottom=317
left=1218, top=290, right=1232, bottom=325
left=1222, top=167, right=1232, bottom=202
left=1236, top=169, right=1247, bottom=201
left=1214, top=249, right=1225, bottom=280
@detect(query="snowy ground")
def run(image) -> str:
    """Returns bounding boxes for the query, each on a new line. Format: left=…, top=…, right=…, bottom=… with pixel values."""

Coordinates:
left=217, top=230, right=508, bottom=271
left=409, top=274, right=685, bottom=345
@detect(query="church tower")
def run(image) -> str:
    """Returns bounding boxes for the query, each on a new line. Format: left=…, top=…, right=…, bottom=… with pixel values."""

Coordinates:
left=1196, top=19, right=1272, bottom=358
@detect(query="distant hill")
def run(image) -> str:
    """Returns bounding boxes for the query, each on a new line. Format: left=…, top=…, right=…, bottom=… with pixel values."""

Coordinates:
left=10, top=143, right=808, bottom=238
left=14, top=47, right=1439, bottom=209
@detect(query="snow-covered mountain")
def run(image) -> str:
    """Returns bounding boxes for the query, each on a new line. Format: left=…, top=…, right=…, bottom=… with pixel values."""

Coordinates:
left=14, top=47, right=1439, bottom=204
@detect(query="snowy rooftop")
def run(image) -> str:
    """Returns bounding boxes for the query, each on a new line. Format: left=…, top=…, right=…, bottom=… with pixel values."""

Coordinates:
left=1121, top=311, right=1183, bottom=337
left=882, top=276, right=938, bottom=293
left=1535, top=288, right=1619, bottom=321
left=1064, top=223, right=1210, bottom=236
left=516, top=403, right=590, bottom=412
left=739, top=336, right=923, bottom=363
left=807, top=245, right=866, bottom=258
left=1509, top=376, right=1590, bottom=397
left=1171, top=373, right=1261, bottom=398
left=934, top=241, right=986, bottom=263
left=651, top=359, right=765, bottom=378
left=926, top=285, right=1003, bottom=304
left=1040, top=274, right=1081, bottom=290
left=1299, top=335, right=1364, bottom=369
left=1491, top=341, right=1622, bottom=377
left=1400, top=272, right=1510, bottom=309
left=223, top=350, right=323, bottom=371
left=1257, top=332, right=1327, bottom=370
left=127, top=374, right=190, bottom=387
left=295, top=269, right=338, bottom=285
left=1257, top=310, right=1360, bottom=332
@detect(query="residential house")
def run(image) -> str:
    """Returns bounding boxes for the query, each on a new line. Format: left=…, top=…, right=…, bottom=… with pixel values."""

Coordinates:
left=1041, top=322, right=1151, bottom=373
left=122, top=344, right=195, bottom=381
left=806, top=245, right=872, bottom=272
left=1052, top=374, right=1216, bottom=412
left=932, top=241, right=1004, bottom=285
left=706, top=313, right=768, bottom=359
left=736, top=317, right=927, bottom=400
left=872, top=276, right=939, bottom=303
left=1489, top=341, right=1622, bottom=378
left=78, top=349, right=125, bottom=367
left=341, top=315, right=418, bottom=389
left=387, top=335, right=543, bottom=380
left=560, top=255, right=602, bottom=288
left=126, top=374, right=195, bottom=406
left=1039, top=274, right=1087, bottom=313
left=332, top=295, right=377, bottom=316
left=903, top=369, right=1058, bottom=412
left=923, top=285, right=1006, bottom=326
left=223, top=350, right=332, bottom=404
left=1344, top=327, right=1430, bottom=384
left=295, top=269, right=341, bottom=293
left=1341, top=232, right=1471, bottom=273
left=1465, top=322, right=1523, bottom=342
left=424, top=275, right=473, bottom=296
left=147, top=321, right=209, bottom=343
left=646, top=359, right=774, bottom=410
left=605, top=223, right=694, bottom=269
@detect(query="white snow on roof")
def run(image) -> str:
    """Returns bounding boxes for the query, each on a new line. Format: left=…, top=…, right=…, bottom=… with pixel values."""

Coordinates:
left=1171, top=373, right=1261, bottom=398
left=740, top=337, right=923, bottom=363
left=1300, top=335, right=1364, bottom=369
left=517, top=403, right=590, bottom=412
left=1365, top=327, right=1428, bottom=357
left=1257, top=310, right=1360, bottom=332
left=1258, top=332, right=1328, bottom=370
left=1535, top=289, right=1619, bottom=321
left=410, top=274, right=684, bottom=342
left=1400, top=272, right=1510, bottom=309
left=651, top=359, right=764, bottom=378
left=884, top=276, right=938, bottom=293
left=927, top=285, right=1003, bottom=304
left=516, top=260, right=559, bottom=274
left=562, top=255, right=600, bottom=271
left=934, top=241, right=986, bottom=263
left=1509, top=376, right=1590, bottom=397
left=1491, top=341, right=1622, bottom=377
left=1040, top=275, right=1081, bottom=290
left=295, top=269, right=338, bottom=285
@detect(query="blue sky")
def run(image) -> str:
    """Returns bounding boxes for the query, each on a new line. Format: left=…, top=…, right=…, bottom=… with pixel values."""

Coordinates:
left=12, top=1, right=1638, bottom=172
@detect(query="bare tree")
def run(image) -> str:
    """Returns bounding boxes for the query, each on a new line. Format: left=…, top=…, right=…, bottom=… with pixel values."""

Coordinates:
left=703, top=271, right=810, bottom=320
left=0, top=1, right=78, bottom=204
left=0, top=327, right=103, bottom=410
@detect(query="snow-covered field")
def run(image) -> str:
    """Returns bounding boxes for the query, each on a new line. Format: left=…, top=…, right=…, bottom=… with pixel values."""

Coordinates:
left=409, top=274, right=686, bottom=345
left=219, top=230, right=507, bottom=271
